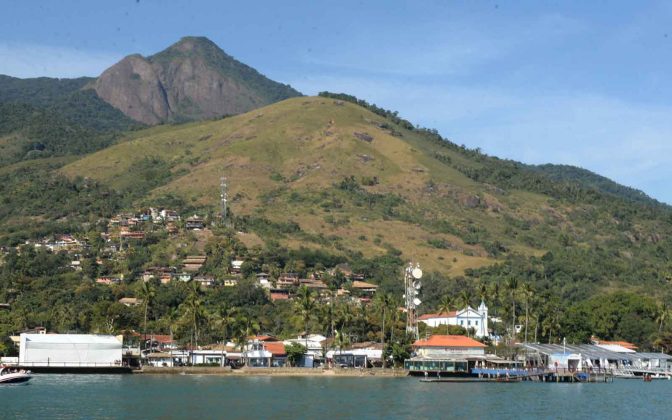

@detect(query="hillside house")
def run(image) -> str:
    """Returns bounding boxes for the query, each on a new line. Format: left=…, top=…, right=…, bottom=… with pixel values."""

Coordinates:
left=119, top=297, right=142, bottom=307
left=185, top=215, right=205, bottom=230
left=183, top=256, right=207, bottom=272
left=230, top=259, right=245, bottom=274
left=193, top=275, right=215, bottom=288
left=223, top=277, right=239, bottom=287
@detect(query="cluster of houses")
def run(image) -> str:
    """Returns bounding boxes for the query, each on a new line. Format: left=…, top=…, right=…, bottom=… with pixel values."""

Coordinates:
left=139, top=333, right=385, bottom=369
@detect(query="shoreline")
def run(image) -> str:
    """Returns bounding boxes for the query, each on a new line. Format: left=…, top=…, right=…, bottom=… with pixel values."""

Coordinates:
left=138, top=366, right=408, bottom=377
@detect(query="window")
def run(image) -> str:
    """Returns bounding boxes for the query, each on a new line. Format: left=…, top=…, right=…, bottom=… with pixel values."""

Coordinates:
left=475, top=320, right=479, bottom=325
left=468, top=320, right=471, bottom=326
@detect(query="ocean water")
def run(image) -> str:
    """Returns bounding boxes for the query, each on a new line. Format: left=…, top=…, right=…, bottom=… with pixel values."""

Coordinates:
left=2, top=374, right=671, bottom=419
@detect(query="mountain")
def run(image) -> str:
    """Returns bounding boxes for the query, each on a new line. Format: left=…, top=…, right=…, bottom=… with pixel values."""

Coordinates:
left=94, top=36, right=302, bottom=125
left=61, top=95, right=672, bottom=291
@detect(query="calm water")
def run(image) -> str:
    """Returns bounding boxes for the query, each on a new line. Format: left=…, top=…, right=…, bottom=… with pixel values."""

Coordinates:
left=2, top=374, right=672, bottom=419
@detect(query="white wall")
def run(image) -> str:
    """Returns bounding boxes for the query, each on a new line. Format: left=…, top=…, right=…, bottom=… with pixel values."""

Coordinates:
left=19, top=334, right=122, bottom=366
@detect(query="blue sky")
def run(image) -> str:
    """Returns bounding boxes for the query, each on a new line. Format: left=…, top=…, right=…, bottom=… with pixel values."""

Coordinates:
left=2, top=1, right=671, bottom=203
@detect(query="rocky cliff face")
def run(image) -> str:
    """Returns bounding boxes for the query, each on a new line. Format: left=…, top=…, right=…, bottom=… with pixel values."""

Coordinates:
left=94, top=37, right=300, bottom=125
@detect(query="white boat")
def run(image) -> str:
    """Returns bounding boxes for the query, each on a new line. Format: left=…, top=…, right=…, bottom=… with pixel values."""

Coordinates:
left=0, top=367, right=32, bottom=384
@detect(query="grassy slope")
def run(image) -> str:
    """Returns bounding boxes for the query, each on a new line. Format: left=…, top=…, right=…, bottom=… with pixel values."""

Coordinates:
left=62, top=97, right=558, bottom=275
left=63, top=96, right=669, bottom=281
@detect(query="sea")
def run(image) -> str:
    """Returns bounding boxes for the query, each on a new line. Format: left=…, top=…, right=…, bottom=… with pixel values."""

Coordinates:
left=3, top=374, right=671, bottom=419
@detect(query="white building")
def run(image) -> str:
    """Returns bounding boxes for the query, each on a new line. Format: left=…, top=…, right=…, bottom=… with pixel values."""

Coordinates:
left=417, top=300, right=489, bottom=338
left=19, top=334, right=122, bottom=367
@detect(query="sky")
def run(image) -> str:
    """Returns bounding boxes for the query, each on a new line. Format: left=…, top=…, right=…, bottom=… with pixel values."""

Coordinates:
left=1, top=1, right=671, bottom=203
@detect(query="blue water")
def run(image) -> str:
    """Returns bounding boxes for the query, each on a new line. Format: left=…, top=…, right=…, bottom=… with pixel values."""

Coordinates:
left=2, top=374, right=671, bottom=419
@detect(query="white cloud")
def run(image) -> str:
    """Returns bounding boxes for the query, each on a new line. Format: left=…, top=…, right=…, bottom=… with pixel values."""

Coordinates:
left=0, top=42, right=122, bottom=78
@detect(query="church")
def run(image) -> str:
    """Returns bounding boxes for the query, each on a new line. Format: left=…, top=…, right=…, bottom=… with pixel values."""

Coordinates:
left=417, top=300, right=489, bottom=338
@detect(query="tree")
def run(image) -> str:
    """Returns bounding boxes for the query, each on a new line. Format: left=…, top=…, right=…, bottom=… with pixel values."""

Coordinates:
left=374, top=293, right=393, bottom=368
left=179, top=282, right=206, bottom=349
left=140, top=281, right=156, bottom=345
left=506, top=276, right=518, bottom=343
left=437, top=295, right=452, bottom=315
left=285, top=342, right=306, bottom=367
left=295, top=285, right=316, bottom=349
left=522, top=283, right=534, bottom=343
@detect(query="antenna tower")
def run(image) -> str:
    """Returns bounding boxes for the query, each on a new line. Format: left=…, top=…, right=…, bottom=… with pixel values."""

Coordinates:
left=404, top=262, right=423, bottom=340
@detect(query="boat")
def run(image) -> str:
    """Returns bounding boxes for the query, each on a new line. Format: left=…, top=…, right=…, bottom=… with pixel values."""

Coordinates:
left=0, top=367, right=32, bottom=384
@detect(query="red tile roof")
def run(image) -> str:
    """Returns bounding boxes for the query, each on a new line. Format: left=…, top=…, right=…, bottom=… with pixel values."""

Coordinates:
left=595, top=340, right=638, bottom=350
left=271, top=293, right=289, bottom=301
left=413, top=335, right=486, bottom=348
left=254, top=335, right=279, bottom=342
left=149, top=334, right=174, bottom=343
left=417, top=311, right=457, bottom=321
left=264, top=342, right=286, bottom=356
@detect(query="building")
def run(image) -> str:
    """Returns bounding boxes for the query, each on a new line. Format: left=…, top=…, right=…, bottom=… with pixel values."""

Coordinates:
left=19, top=334, right=123, bottom=367
left=417, top=301, right=489, bottom=338
left=119, top=297, right=142, bottom=307
left=242, top=337, right=287, bottom=367
left=404, top=335, right=494, bottom=376
left=185, top=215, right=205, bottom=230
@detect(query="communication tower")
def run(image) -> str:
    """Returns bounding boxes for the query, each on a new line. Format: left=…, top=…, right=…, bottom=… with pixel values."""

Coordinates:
left=404, top=262, right=423, bottom=340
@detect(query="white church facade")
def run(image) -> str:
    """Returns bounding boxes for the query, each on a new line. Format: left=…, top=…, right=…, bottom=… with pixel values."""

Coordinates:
left=417, top=301, right=489, bottom=338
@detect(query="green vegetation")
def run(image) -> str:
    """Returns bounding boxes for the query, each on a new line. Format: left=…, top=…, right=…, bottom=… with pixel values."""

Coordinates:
left=0, top=92, right=670, bottom=352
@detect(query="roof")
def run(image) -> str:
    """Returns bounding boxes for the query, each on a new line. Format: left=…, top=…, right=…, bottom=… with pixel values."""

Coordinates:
left=254, top=335, right=279, bottom=342
left=271, top=292, right=289, bottom=301
left=352, top=280, right=378, bottom=289
left=413, top=335, right=486, bottom=348
left=21, top=333, right=121, bottom=345
left=264, top=342, right=286, bottom=356
left=148, top=334, right=174, bottom=344
left=418, top=311, right=457, bottom=320
left=594, top=340, right=637, bottom=350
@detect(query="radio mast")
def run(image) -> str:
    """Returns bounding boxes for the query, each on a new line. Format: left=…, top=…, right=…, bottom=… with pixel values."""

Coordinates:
left=404, top=262, right=423, bottom=340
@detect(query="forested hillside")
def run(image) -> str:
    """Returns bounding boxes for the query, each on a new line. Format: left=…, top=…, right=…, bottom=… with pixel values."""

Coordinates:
left=1, top=91, right=671, bottom=354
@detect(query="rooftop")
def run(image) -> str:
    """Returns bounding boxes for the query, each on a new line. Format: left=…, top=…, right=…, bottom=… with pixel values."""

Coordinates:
left=413, top=335, right=486, bottom=348
left=418, top=311, right=457, bottom=320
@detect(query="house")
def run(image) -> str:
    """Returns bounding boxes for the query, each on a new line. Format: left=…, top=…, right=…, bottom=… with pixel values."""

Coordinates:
left=404, top=335, right=488, bottom=375
left=223, top=277, right=239, bottom=287
left=172, top=273, right=192, bottom=282
left=284, top=334, right=327, bottom=366
left=120, top=231, right=145, bottom=240
left=243, top=338, right=286, bottom=367
left=417, top=301, right=489, bottom=338
left=351, top=280, right=378, bottom=295
left=185, top=215, right=205, bottom=230
left=96, top=277, right=122, bottom=285
left=276, top=273, right=299, bottom=289
left=119, top=297, right=142, bottom=307
left=256, top=273, right=271, bottom=289
left=270, top=290, right=290, bottom=301
left=231, top=259, right=245, bottom=274
left=146, top=352, right=174, bottom=367
left=327, top=343, right=383, bottom=368
left=193, top=275, right=215, bottom=288
left=183, top=256, right=207, bottom=272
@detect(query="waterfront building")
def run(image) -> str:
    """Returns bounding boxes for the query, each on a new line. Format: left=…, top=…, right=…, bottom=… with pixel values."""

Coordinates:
left=19, top=333, right=123, bottom=367
left=417, top=300, right=489, bottom=338
left=404, top=335, right=497, bottom=376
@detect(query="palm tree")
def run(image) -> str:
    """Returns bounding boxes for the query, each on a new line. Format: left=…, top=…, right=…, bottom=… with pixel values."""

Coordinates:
left=233, top=313, right=260, bottom=365
left=295, top=285, right=316, bottom=349
left=438, top=295, right=453, bottom=315
left=506, top=276, right=518, bottom=343
left=180, top=282, right=206, bottom=349
left=522, top=283, right=534, bottom=343
left=140, top=282, right=156, bottom=345
left=374, top=293, right=393, bottom=368
left=458, top=289, right=473, bottom=310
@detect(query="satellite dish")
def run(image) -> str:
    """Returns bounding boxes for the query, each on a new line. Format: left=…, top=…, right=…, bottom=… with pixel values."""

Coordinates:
left=413, top=298, right=422, bottom=306
left=412, top=268, right=423, bottom=279
left=413, top=280, right=422, bottom=290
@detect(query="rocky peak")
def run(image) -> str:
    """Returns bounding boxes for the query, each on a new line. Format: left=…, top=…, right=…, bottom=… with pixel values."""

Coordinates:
left=94, top=36, right=300, bottom=125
